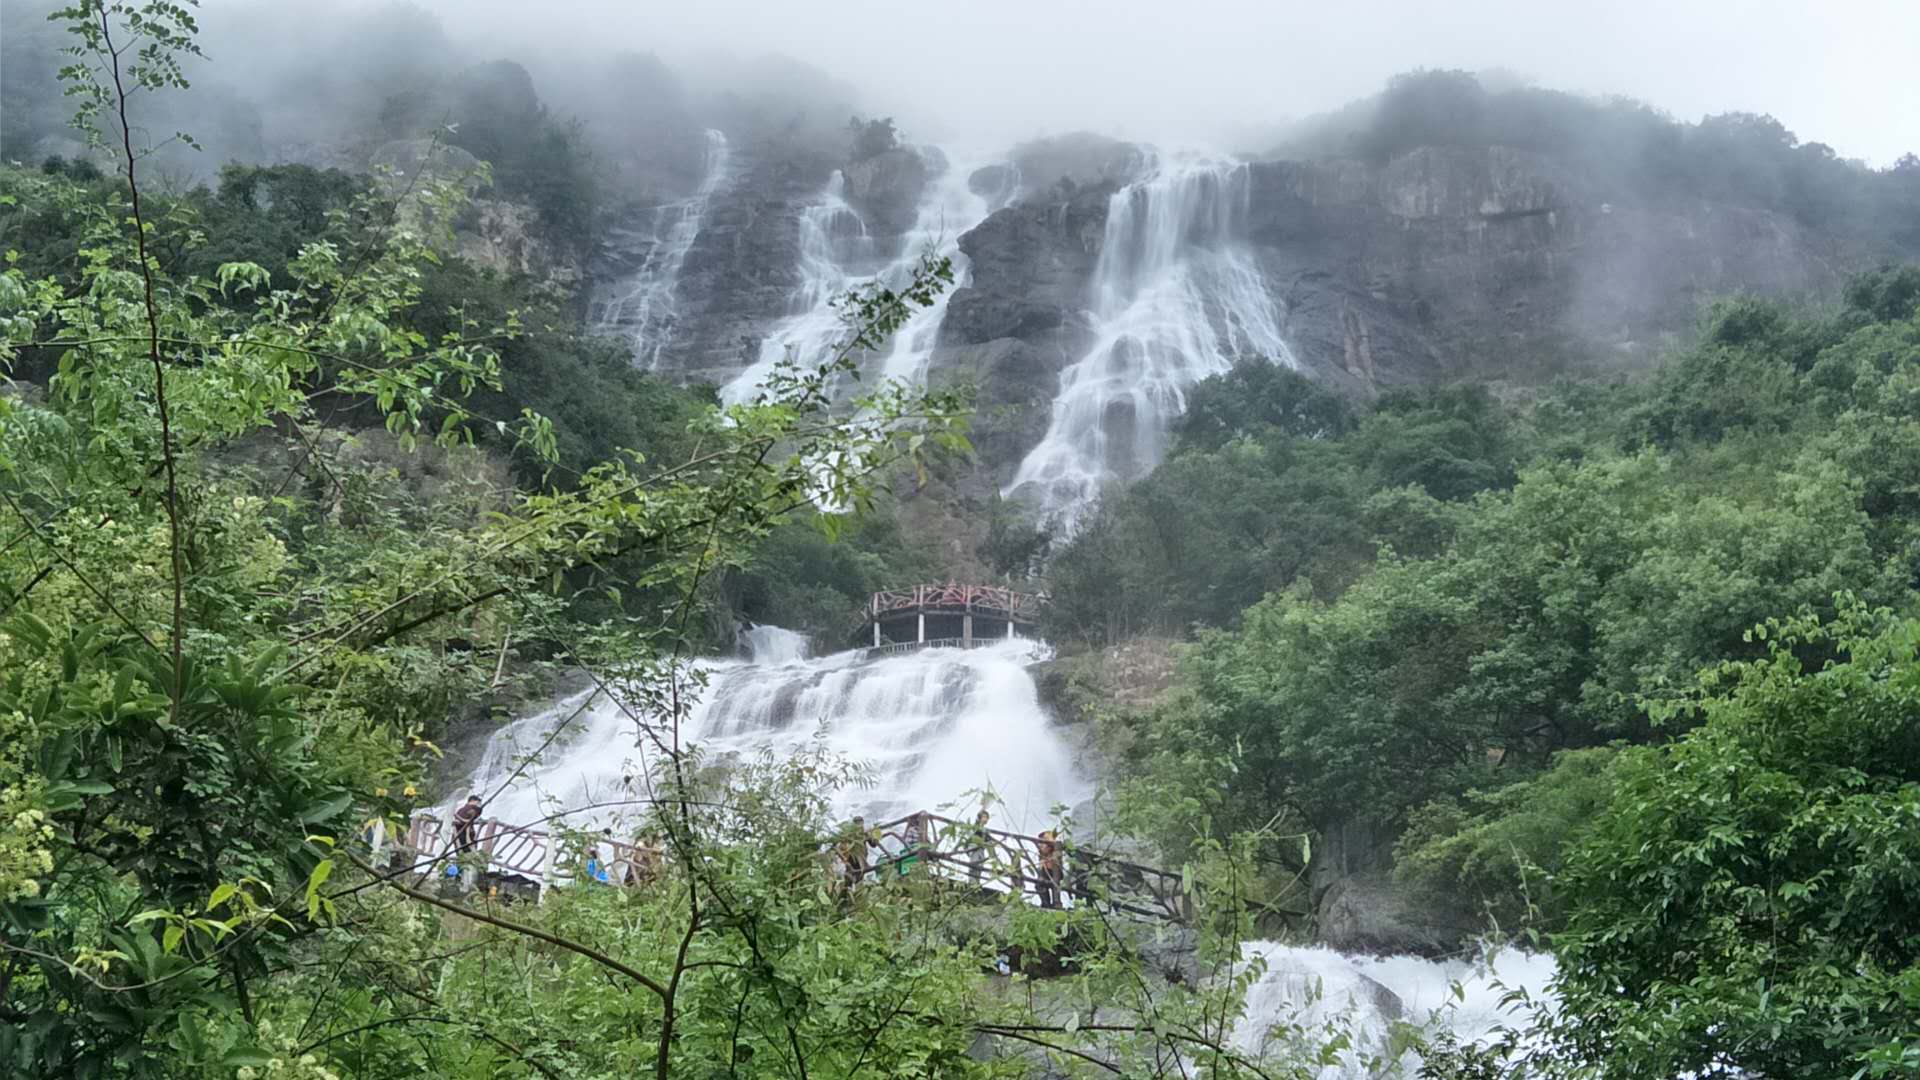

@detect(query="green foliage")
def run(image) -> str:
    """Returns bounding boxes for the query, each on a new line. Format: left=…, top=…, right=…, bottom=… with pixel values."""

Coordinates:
left=1046, top=381, right=1522, bottom=640
left=443, top=60, right=600, bottom=254
left=1393, top=746, right=1620, bottom=931
left=1537, top=605, right=1920, bottom=1078
left=725, top=502, right=945, bottom=645
left=1094, top=274, right=1920, bottom=940
left=1176, top=361, right=1357, bottom=452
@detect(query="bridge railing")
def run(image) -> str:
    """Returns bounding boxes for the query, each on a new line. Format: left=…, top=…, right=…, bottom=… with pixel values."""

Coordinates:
left=862, top=637, right=999, bottom=659
left=864, top=584, right=1047, bottom=622
left=403, top=814, right=660, bottom=893
left=397, top=810, right=1190, bottom=923
left=860, top=813, right=1192, bottom=923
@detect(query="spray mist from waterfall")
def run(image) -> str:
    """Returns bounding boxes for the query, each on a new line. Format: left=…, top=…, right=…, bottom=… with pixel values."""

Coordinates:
left=1006, top=154, right=1296, bottom=531
left=1233, top=942, right=1558, bottom=1078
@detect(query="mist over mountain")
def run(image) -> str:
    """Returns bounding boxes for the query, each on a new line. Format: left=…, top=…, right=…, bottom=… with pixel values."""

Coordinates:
left=6, top=0, right=1918, bottom=532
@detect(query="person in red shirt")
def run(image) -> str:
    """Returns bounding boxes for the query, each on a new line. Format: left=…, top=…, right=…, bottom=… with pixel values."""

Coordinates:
left=450, top=795, right=483, bottom=852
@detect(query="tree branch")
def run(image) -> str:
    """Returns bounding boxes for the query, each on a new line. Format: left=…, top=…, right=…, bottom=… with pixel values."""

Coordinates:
left=100, top=9, right=186, bottom=719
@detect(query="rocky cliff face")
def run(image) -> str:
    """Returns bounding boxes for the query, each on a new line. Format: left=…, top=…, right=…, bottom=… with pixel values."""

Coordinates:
left=932, top=143, right=1861, bottom=483
left=595, top=140, right=940, bottom=385
left=1239, top=145, right=1850, bottom=387
left=611, top=135, right=1887, bottom=481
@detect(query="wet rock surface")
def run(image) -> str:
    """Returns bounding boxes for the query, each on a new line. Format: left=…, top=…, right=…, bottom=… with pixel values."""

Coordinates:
left=621, top=136, right=1889, bottom=474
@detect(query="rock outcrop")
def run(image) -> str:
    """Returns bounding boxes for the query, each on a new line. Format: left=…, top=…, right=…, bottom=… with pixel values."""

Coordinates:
left=638, top=150, right=837, bottom=384
left=841, top=145, right=933, bottom=237
left=934, top=184, right=1110, bottom=479
left=1239, top=145, right=1849, bottom=390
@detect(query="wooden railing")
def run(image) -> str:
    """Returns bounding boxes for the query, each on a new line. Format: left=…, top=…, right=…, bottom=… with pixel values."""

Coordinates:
left=398, top=810, right=1191, bottom=923
left=865, top=584, right=1046, bottom=622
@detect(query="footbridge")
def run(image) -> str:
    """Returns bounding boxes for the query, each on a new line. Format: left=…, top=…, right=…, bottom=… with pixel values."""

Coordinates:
left=853, top=583, right=1046, bottom=657
left=394, top=810, right=1191, bottom=923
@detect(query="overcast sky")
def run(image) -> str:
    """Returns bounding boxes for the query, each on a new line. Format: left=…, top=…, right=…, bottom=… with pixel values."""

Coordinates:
left=334, top=0, right=1920, bottom=164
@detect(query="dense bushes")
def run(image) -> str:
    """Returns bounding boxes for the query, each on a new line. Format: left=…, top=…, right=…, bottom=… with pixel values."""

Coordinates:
left=1045, top=365, right=1521, bottom=640
left=1096, top=269, right=1920, bottom=927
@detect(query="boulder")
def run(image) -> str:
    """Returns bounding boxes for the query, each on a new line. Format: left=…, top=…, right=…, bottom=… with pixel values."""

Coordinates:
left=1310, top=818, right=1480, bottom=955
left=1004, top=132, right=1148, bottom=201
left=841, top=145, right=933, bottom=237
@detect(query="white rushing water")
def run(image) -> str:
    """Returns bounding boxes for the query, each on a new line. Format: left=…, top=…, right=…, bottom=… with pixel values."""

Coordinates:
left=874, top=150, right=995, bottom=386
left=721, top=147, right=997, bottom=405
left=718, top=171, right=875, bottom=405
left=592, top=129, right=735, bottom=369
left=1234, top=942, right=1557, bottom=1077
left=448, top=637, right=1084, bottom=837
left=1006, top=154, right=1296, bottom=531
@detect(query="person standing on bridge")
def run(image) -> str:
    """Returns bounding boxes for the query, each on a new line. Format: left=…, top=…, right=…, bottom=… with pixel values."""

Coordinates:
left=1036, top=830, right=1065, bottom=909
left=893, top=811, right=934, bottom=879
left=450, top=795, right=483, bottom=853
left=839, top=816, right=877, bottom=893
left=969, top=808, right=993, bottom=887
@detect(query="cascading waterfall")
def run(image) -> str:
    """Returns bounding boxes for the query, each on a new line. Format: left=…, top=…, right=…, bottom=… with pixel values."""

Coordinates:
left=1232, top=942, right=1557, bottom=1077
left=591, top=129, right=735, bottom=369
left=447, top=637, right=1083, bottom=838
left=719, top=172, right=876, bottom=405
left=721, top=148, right=998, bottom=405
left=739, top=623, right=809, bottom=665
left=1006, top=155, right=1295, bottom=530
left=874, top=150, right=994, bottom=386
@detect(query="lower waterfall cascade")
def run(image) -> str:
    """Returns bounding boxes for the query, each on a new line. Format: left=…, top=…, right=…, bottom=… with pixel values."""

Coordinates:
left=439, top=633, right=1568, bottom=1073
left=1233, top=942, right=1558, bottom=1076
left=445, top=634, right=1085, bottom=838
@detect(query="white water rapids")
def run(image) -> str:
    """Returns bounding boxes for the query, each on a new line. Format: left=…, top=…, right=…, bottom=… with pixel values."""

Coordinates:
left=443, top=631, right=1549, bottom=1070
left=1007, top=154, right=1296, bottom=531
left=1232, top=942, right=1556, bottom=1077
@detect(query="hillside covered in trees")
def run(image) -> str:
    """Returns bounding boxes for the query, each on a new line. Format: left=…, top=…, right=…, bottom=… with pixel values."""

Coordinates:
left=2, top=1, right=1919, bottom=1078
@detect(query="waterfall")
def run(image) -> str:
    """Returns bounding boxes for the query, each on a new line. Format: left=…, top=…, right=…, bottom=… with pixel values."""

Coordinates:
left=447, top=637, right=1084, bottom=838
left=1005, top=155, right=1295, bottom=531
left=739, top=624, right=809, bottom=664
left=721, top=148, right=998, bottom=405
left=719, top=172, right=874, bottom=405
left=592, top=129, right=735, bottom=370
left=1233, top=942, right=1557, bottom=1076
left=874, top=150, right=994, bottom=386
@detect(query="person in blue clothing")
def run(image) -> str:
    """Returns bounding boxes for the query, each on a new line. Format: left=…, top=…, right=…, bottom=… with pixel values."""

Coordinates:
left=584, top=829, right=614, bottom=884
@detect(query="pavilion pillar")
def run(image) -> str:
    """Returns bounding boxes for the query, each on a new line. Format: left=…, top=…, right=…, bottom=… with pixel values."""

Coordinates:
left=916, top=611, right=925, bottom=643
left=963, top=613, right=973, bottom=647
left=873, top=620, right=881, bottom=647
